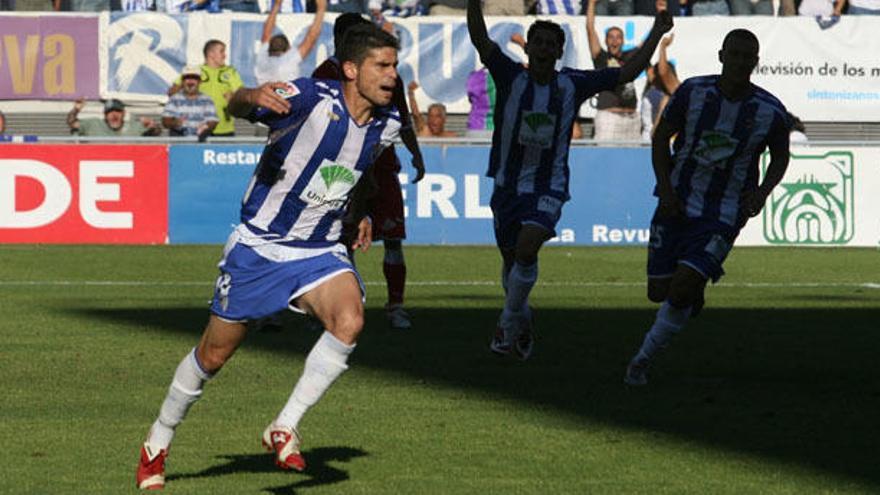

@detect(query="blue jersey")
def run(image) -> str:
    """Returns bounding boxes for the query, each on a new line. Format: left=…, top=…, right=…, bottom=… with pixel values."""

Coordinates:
left=662, top=75, right=790, bottom=227
left=241, top=78, right=402, bottom=246
left=483, top=46, right=619, bottom=200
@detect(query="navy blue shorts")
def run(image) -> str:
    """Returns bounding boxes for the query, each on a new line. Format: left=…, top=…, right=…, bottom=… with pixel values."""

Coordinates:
left=647, top=210, right=740, bottom=283
left=210, top=233, right=364, bottom=322
left=490, top=187, right=565, bottom=249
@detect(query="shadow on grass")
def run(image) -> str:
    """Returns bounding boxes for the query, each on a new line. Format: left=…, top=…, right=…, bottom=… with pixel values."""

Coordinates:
left=167, top=446, right=366, bottom=494
left=77, top=305, right=880, bottom=489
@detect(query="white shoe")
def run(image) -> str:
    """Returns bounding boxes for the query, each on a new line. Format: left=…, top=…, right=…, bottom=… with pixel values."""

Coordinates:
left=386, top=305, right=412, bottom=329
left=261, top=423, right=306, bottom=472
left=624, top=357, right=650, bottom=386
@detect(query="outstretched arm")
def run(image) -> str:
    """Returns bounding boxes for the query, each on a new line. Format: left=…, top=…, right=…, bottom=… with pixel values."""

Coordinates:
left=298, top=0, right=327, bottom=59
left=657, top=33, right=680, bottom=94
left=586, top=0, right=602, bottom=60
left=467, top=0, right=494, bottom=62
left=261, top=0, right=282, bottom=44
left=618, top=9, right=673, bottom=83
left=407, top=81, right=426, bottom=135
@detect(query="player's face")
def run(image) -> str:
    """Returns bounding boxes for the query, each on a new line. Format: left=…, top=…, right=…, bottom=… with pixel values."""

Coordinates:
left=104, top=110, right=124, bottom=130
left=354, top=47, right=399, bottom=107
left=427, top=107, right=445, bottom=134
left=526, top=29, right=562, bottom=75
left=719, top=37, right=759, bottom=83
left=606, top=28, right=624, bottom=56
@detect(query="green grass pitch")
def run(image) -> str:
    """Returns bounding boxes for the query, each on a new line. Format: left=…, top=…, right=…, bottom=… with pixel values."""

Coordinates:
left=1, top=245, right=878, bottom=494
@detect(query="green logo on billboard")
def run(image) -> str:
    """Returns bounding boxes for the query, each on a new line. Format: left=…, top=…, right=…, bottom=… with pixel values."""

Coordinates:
left=762, top=151, right=854, bottom=244
left=319, top=165, right=355, bottom=189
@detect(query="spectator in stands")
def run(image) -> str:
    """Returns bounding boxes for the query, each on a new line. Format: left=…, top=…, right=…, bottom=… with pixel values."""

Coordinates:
left=641, top=33, right=679, bottom=141
left=368, top=0, right=423, bottom=19
left=846, top=0, right=880, bottom=12
left=169, top=40, right=243, bottom=137
left=219, top=0, right=258, bottom=10
left=535, top=0, right=582, bottom=14
left=408, top=81, right=458, bottom=137
left=59, top=0, right=109, bottom=10
left=592, top=0, right=633, bottom=15
left=795, top=0, right=845, bottom=15
left=67, top=99, right=161, bottom=137
left=113, top=0, right=155, bottom=10
left=635, top=0, right=682, bottom=15
left=1, top=0, right=15, bottom=8
left=587, top=0, right=641, bottom=141
left=483, top=0, right=527, bottom=15
left=157, top=0, right=220, bottom=12
left=426, top=0, right=465, bottom=15
left=162, top=66, right=219, bottom=141
left=789, top=113, right=808, bottom=142
left=327, top=0, right=368, bottom=13
left=466, top=66, right=495, bottom=139
left=689, top=0, right=730, bottom=15
left=255, top=0, right=326, bottom=85
left=729, top=0, right=771, bottom=14
left=0, top=110, right=6, bottom=135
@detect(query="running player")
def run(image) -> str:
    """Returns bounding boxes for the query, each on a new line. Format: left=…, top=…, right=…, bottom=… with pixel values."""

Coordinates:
left=313, top=13, right=426, bottom=329
left=624, top=29, right=791, bottom=386
left=136, top=24, right=408, bottom=490
left=466, top=0, right=673, bottom=359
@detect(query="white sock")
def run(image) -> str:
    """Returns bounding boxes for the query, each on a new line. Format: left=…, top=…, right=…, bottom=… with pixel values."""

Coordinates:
left=500, top=261, right=537, bottom=326
left=634, top=302, right=692, bottom=362
left=276, top=331, right=355, bottom=430
left=147, top=348, right=213, bottom=450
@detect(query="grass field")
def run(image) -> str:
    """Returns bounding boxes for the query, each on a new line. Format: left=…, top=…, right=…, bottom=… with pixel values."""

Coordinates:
left=1, top=244, right=879, bottom=494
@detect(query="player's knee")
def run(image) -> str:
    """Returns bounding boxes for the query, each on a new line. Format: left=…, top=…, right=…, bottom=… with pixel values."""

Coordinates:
left=196, top=344, right=232, bottom=374
left=326, top=309, right=364, bottom=344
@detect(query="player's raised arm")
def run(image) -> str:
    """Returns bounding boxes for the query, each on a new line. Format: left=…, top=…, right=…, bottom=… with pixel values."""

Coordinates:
left=228, top=82, right=292, bottom=118
left=467, top=0, right=494, bottom=62
left=618, top=9, right=673, bottom=83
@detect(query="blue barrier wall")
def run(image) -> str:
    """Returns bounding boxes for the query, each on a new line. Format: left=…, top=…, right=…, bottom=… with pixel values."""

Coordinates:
left=168, top=144, right=657, bottom=245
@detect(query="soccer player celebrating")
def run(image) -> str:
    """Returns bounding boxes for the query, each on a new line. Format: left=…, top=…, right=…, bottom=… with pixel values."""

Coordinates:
left=136, top=24, right=408, bottom=490
left=624, top=29, right=791, bottom=386
left=313, top=13, right=426, bottom=329
left=467, top=0, right=672, bottom=359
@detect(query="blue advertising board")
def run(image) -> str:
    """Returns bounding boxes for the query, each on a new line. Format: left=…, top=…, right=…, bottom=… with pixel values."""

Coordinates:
left=168, top=144, right=656, bottom=245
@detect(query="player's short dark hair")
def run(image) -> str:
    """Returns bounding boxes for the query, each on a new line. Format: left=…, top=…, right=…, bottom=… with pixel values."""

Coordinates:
left=269, top=34, right=290, bottom=56
left=203, top=39, right=225, bottom=58
left=333, top=13, right=371, bottom=55
left=527, top=20, right=565, bottom=53
left=722, top=29, right=759, bottom=53
left=338, top=24, right=399, bottom=66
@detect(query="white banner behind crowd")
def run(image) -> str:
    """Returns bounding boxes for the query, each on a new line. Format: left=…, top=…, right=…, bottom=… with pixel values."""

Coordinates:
left=83, top=12, right=880, bottom=120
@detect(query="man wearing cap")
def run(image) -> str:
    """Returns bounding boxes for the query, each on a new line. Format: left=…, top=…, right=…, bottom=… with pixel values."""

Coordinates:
left=163, top=66, right=219, bottom=141
left=168, top=40, right=243, bottom=137
left=67, top=98, right=161, bottom=137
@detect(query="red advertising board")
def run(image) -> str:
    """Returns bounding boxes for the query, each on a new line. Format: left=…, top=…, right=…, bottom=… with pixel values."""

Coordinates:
left=0, top=144, right=168, bottom=244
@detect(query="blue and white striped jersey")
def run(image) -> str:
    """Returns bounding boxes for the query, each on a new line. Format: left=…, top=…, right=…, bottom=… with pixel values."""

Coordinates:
left=484, top=46, right=619, bottom=200
left=240, top=78, right=401, bottom=246
left=662, top=75, right=790, bottom=227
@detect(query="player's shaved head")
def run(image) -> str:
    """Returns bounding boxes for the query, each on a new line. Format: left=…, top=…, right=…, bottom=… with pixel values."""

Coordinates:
left=338, top=24, right=399, bottom=66
left=722, top=29, right=759, bottom=54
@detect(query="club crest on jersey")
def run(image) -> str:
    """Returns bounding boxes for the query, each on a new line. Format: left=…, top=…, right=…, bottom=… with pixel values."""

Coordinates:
left=275, top=82, right=299, bottom=98
left=693, top=130, right=739, bottom=168
left=300, top=160, right=361, bottom=209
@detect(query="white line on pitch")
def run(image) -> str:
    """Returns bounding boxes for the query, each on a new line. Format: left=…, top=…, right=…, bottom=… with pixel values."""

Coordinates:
left=0, top=280, right=879, bottom=289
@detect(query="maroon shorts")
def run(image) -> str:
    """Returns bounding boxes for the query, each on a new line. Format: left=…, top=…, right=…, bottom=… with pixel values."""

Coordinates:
left=370, top=147, right=406, bottom=241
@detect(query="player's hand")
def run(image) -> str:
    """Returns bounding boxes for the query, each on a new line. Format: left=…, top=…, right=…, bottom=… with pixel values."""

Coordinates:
left=740, top=187, right=769, bottom=218
left=351, top=216, right=373, bottom=252
left=410, top=153, right=425, bottom=183
left=251, top=82, right=292, bottom=114
left=660, top=32, right=674, bottom=48
left=652, top=8, right=674, bottom=35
